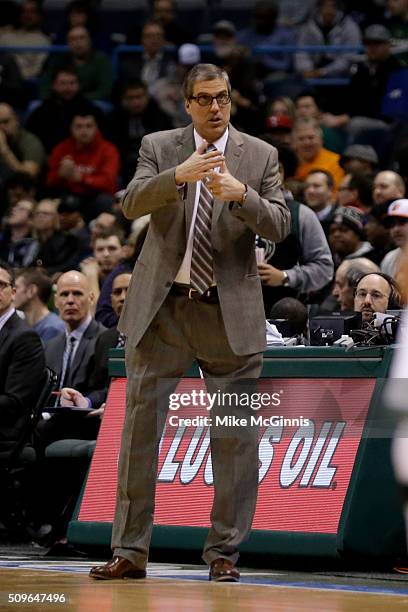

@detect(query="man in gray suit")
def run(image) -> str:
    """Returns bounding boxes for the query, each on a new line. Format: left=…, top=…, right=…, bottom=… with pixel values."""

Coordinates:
left=90, top=63, right=290, bottom=582
left=35, top=270, right=105, bottom=447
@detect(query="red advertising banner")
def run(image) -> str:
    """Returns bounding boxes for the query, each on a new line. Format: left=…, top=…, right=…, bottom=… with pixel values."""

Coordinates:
left=78, top=377, right=375, bottom=534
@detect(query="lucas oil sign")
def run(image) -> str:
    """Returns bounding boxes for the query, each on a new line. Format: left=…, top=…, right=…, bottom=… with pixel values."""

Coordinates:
left=78, top=377, right=375, bottom=534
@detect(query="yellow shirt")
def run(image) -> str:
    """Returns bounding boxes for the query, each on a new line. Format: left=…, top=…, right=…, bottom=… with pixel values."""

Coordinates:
left=296, top=147, right=344, bottom=191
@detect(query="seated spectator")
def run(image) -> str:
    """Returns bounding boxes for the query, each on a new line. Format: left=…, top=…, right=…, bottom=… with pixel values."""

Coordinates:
left=107, top=80, right=172, bottom=186
left=295, top=0, right=362, bottom=78
left=381, top=199, right=408, bottom=277
left=53, top=0, right=103, bottom=49
left=337, top=172, right=373, bottom=213
left=0, top=0, right=50, bottom=80
left=0, top=261, right=45, bottom=446
left=119, top=21, right=176, bottom=96
left=303, top=169, right=337, bottom=236
left=268, top=95, right=296, bottom=122
left=80, top=228, right=124, bottom=305
left=46, top=110, right=120, bottom=222
left=3, top=171, right=37, bottom=210
left=89, top=211, right=122, bottom=247
left=35, top=270, right=105, bottom=448
left=60, top=272, right=132, bottom=412
left=373, top=170, right=406, bottom=206
left=332, top=257, right=380, bottom=311
left=329, top=206, right=376, bottom=266
left=32, top=198, right=82, bottom=274
left=57, top=194, right=91, bottom=260
left=236, top=0, right=296, bottom=76
left=384, top=0, right=408, bottom=65
left=257, top=149, right=334, bottom=313
left=14, top=268, right=65, bottom=344
left=354, top=271, right=403, bottom=323
left=26, top=66, right=103, bottom=154
left=0, top=198, right=38, bottom=267
left=294, top=92, right=346, bottom=154
left=293, top=118, right=345, bottom=189
left=339, top=144, right=379, bottom=176
left=323, top=25, right=403, bottom=143
left=40, top=26, right=113, bottom=101
left=365, top=202, right=395, bottom=265
left=0, top=103, right=45, bottom=183
left=152, top=0, right=192, bottom=46
left=0, top=51, right=24, bottom=109
left=151, top=44, right=201, bottom=129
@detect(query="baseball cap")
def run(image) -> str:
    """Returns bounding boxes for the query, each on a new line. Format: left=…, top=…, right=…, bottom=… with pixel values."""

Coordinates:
left=178, top=43, right=201, bottom=66
left=332, top=206, right=366, bottom=239
left=265, top=115, right=293, bottom=131
left=339, top=144, right=379, bottom=168
left=383, top=199, right=408, bottom=226
left=213, top=20, right=236, bottom=36
left=58, top=194, right=82, bottom=214
left=363, top=24, right=391, bottom=43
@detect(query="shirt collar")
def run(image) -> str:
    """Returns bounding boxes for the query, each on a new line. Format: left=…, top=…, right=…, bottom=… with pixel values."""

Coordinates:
left=194, top=127, right=229, bottom=154
left=0, top=306, right=16, bottom=331
left=65, top=314, right=92, bottom=342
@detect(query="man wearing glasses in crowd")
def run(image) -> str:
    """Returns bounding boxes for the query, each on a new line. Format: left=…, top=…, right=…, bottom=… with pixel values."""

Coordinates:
left=90, top=63, right=290, bottom=583
left=354, top=272, right=402, bottom=324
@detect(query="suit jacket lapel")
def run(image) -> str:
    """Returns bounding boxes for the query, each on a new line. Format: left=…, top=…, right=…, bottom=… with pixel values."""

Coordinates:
left=212, top=125, right=244, bottom=227
left=175, top=125, right=196, bottom=241
left=69, top=320, right=96, bottom=383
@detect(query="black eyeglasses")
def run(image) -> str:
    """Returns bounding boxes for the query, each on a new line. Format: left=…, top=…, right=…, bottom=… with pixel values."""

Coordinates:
left=0, top=280, right=12, bottom=291
left=190, top=93, right=231, bottom=107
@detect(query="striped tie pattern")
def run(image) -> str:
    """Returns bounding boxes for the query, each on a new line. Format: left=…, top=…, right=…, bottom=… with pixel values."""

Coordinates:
left=190, top=145, right=216, bottom=294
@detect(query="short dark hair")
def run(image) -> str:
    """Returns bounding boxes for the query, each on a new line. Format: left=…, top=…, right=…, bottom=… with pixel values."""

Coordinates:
left=52, top=65, right=79, bottom=82
left=182, top=63, right=231, bottom=99
left=121, top=80, right=148, bottom=96
left=348, top=172, right=373, bottom=209
left=94, top=227, right=125, bottom=245
left=16, top=267, right=53, bottom=304
left=269, top=297, right=308, bottom=336
left=0, top=261, right=15, bottom=285
left=4, top=171, right=37, bottom=192
left=355, top=272, right=403, bottom=309
left=272, top=142, right=298, bottom=179
left=306, top=168, right=335, bottom=190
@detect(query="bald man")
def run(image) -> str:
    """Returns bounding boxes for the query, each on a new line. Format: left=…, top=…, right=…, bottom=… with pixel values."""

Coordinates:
left=373, top=170, right=406, bottom=206
left=35, top=271, right=105, bottom=448
left=332, top=257, right=380, bottom=311
left=0, top=102, right=45, bottom=178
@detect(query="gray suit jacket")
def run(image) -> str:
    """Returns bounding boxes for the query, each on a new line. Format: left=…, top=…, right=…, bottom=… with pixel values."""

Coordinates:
left=119, top=123, right=290, bottom=355
left=45, top=318, right=105, bottom=393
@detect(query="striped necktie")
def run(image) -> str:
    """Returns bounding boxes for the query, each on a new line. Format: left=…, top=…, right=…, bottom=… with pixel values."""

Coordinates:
left=190, top=144, right=216, bottom=294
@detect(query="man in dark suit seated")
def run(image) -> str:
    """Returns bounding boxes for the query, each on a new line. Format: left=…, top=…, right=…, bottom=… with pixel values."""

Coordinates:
left=0, top=262, right=45, bottom=447
left=35, top=270, right=105, bottom=449
left=60, top=272, right=131, bottom=414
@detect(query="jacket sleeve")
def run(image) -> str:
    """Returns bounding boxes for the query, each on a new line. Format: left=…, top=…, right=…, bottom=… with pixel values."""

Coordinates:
left=229, top=146, right=291, bottom=243
left=0, top=331, right=45, bottom=425
left=284, top=204, right=334, bottom=292
left=121, top=134, right=183, bottom=219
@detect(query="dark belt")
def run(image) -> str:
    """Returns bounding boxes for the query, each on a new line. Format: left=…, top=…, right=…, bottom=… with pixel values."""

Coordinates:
left=170, top=284, right=219, bottom=303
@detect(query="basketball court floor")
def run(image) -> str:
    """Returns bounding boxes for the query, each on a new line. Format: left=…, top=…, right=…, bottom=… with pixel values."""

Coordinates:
left=1, top=551, right=408, bottom=611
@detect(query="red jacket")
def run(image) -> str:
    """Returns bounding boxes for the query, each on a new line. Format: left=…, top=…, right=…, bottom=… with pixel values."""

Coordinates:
left=47, top=131, right=120, bottom=195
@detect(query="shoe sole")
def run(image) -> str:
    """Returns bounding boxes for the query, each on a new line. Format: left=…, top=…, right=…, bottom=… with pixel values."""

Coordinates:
left=209, top=575, right=240, bottom=583
left=89, top=571, right=146, bottom=580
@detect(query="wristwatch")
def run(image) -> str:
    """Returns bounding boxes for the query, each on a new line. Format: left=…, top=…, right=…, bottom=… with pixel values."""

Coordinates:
left=282, top=271, right=290, bottom=287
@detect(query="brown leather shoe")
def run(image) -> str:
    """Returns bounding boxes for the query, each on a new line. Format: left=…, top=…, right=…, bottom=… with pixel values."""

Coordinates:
left=209, top=558, right=240, bottom=582
left=89, top=556, right=146, bottom=580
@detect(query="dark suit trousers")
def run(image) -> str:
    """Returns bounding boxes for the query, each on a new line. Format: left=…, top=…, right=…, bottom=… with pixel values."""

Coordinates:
left=111, top=292, right=262, bottom=567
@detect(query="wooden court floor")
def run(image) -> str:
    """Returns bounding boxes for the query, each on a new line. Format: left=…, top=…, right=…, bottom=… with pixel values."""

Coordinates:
left=1, top=564, right=408, bottom=612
